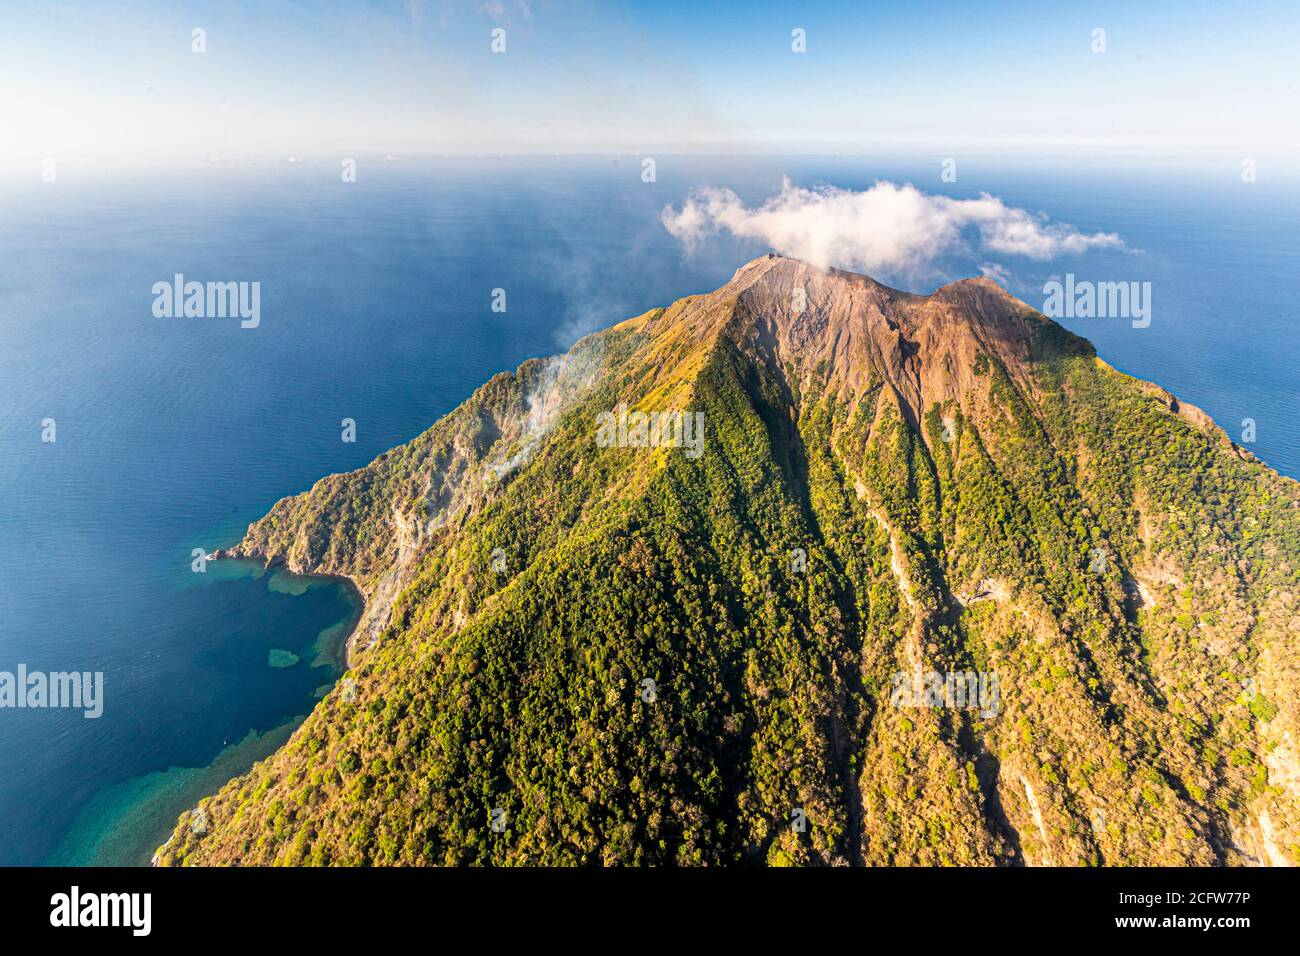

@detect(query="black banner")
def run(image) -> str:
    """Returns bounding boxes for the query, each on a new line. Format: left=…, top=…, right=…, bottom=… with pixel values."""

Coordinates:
left=0, top=865, right=1287, bottom=944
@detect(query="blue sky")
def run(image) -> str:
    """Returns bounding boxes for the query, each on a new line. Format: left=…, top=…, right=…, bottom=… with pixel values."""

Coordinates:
left=2, top=0, right=1297, bottom=167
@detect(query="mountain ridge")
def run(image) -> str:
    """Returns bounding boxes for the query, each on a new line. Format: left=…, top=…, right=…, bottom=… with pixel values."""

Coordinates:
left=172, top=255, right=1300, bottom=867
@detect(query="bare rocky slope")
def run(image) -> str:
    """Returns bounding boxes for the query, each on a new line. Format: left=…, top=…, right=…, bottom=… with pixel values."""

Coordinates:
left=161, top=255, right=1300, bottom=866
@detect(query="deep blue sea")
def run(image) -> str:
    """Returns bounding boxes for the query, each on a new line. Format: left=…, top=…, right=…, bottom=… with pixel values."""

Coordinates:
left=0, top=155, right=1296, bottom=865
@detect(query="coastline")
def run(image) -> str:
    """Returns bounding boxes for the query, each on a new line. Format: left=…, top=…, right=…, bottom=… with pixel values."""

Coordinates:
left=45, top=560, right=364, bottom=868
left=214, top=545, right=370, bottom=668
left=48, top=719, right=304, bottom=867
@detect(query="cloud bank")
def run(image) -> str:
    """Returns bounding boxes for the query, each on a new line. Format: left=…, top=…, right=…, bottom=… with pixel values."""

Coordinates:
left=661, top=178, right=1123, bottom=277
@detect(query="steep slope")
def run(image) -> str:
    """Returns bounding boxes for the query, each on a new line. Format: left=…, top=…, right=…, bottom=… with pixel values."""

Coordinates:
left=158, top=255, right=1300, bottom=866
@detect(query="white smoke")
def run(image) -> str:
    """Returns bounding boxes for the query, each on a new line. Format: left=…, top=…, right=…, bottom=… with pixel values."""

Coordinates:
left=483, top=339, right=605, bottom=483
left=662, top=178, right=1123, bottom=277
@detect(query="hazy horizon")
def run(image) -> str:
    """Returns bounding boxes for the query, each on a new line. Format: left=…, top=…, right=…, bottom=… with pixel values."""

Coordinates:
left=3, top=0, right=1298, bottom=172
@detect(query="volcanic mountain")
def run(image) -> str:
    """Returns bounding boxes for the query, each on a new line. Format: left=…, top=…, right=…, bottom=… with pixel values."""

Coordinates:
left=160, top=255, right=1300, bottom=866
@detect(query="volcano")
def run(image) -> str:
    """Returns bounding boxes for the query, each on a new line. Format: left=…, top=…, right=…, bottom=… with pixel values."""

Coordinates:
left=162, top=256, right=1300, bottom=867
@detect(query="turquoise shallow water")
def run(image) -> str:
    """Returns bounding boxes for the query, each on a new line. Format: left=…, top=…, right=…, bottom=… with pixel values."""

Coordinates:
left=0, top=156, right=1296, bottom=866
left=45, top=718, right=303, bottom=867
left=33, top=560, right=361, bottom=867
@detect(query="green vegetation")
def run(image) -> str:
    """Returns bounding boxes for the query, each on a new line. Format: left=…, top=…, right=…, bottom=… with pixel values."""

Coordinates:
left=157, top=261, right=1300, bottom=867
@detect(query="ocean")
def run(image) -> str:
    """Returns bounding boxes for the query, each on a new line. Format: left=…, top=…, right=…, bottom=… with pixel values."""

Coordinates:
left=0, top=155, right=1296, bottom=865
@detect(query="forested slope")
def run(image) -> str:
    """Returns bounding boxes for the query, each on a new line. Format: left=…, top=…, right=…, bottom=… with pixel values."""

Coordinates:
left=158, top=256, right=1300, bottom=866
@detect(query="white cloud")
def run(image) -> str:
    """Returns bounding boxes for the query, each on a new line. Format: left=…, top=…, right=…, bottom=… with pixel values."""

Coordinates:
left=978, top=262, right=1012, bottom=285
left=662, top=178, right=1123, bottom=278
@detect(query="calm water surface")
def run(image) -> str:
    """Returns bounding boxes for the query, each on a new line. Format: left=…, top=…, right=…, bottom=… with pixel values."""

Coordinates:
left=0, top=156, right=1295, bottom=864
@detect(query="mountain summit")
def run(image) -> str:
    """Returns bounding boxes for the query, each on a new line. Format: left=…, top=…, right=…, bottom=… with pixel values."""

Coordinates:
left=690, top=253, right=1076, bottom=425
left=163, top=257, right=1300, bottom=866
